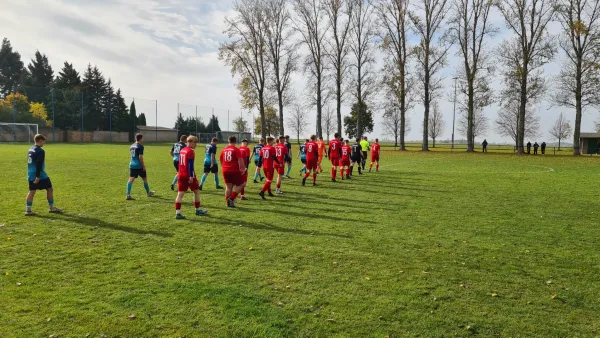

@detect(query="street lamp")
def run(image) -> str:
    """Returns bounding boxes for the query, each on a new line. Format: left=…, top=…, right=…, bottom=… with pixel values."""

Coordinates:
left=452, top=76, right=458, bottom=150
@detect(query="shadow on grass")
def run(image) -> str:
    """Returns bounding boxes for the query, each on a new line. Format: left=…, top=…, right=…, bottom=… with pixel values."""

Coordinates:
left=36, top=213, right=173, bottom=238
left=193, top=215, right=353, bottom=239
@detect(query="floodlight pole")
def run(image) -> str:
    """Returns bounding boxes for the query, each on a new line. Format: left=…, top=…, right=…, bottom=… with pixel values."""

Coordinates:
left=452, top=77, right=458, bottom=150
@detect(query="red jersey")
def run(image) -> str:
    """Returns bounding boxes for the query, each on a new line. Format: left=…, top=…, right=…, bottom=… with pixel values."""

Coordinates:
left=372, top=143, right=381, bottom=155
left=178, top=147, right=196, bottom=178
left=274, top=143, right=288, bottom=166
left=328, top=139, right=342, bottom=159
left=306, top=141, right=318, bottom=161
left=260, top=145, right=277, bottom=169
left=220, top=145, right=242, bottom=173
left=341, top=145, right=351, bottom=161
left=239, top=145, right=250, bottom=167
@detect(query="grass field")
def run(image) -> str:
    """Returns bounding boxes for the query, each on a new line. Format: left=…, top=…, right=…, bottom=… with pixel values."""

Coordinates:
left=1, top=143, right=599, bottom=337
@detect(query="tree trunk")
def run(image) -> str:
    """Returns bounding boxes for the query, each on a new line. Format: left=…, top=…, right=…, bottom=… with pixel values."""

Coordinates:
left=422, top=63, right=430, bottom=151
left=433, top=137, right=436, bottom=148
left=356, top=66, right=363, bottom=138
left=573, top=58, right=582, bottom=155
left=558, top=138, right=561, bottom=151
left=466, top=79, right=475, bottom=152
left=259, top=90, right=266, bottom=139
left=337, top=65, right=343, bottom=136
left=316, top=76, right=323, bottom=138
left=518, top=63, right=528, bottom=154
left=278, top=92, right=284, bottom=136
left=400, top=77, right=407, bottom=151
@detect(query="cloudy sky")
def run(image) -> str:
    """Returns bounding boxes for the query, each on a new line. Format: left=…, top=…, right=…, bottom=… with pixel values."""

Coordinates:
left=2, top=0, right=598, bottom=144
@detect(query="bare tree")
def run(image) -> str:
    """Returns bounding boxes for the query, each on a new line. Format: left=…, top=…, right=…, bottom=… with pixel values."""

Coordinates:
left=287, top=104, right=310, bottom=143
left=409, top=0, right=452, bottom=151
left=323, top=105, right=336, bottom=141
left=448, top=0, right=497, bottom=152
left=220, top=0, right=270, bottom=138
left=549, top=112, right=573, bottom=150
left=349, top=0, right=378, bottom=137
left=324, top=0, right=353, bottom=135
left=265, top=0, right=298, bottom=136
left=293, top=0, right=330, bottom=138
left=458, top=106, right=488, bottom=146
left=495, top=0, right=557, bottom=154
left=375, top=0, right=415, bottom=151
left=596, top=119, right=600, bottom=133
left=495, top=98, right=541, bottom=148
left=233, top=116, right=249, bottom=133
left=383, top=106, right=412, bottom=148
left=427, top=101, right=446, bottom=147
left=554, top=0, right=600, bottom=155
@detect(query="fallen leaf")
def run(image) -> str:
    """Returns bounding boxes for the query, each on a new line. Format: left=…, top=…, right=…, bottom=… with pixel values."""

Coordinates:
left=7, top=237, right=12, bottom=240
left=365, top=277, right=371, bottom=281
left=46, top=318, right=51, bottom=322
left=248, top=247, right=254, bottom=251
left=4, top=272, right=8, bottom=276
left=286, top=285, right=290, bottom=289
left=546, top=280, right=552, bottom=285
left=491, top=293, right=498, bottom=297
left=128, top=314, right=136, bottom=319
left=16, top=282, right=22, bottom=286
left=551, top=294, right=558, bottom=300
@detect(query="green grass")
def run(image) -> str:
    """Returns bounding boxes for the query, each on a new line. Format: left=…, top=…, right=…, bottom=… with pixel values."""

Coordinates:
left=1, top=143, right=599, bottom=337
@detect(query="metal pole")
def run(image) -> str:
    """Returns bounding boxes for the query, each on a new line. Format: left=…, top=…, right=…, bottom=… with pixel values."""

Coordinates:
left=12, top=93, right=16, bottom=141
left=109, top=92, right=112, bottom=143
left=155, top=100, right=158, bottom=142
left=81, top=91, right=84, bottom=143
left=452, top=77, right=457, bottom=150
left=52, top=87, right=55, bottom=142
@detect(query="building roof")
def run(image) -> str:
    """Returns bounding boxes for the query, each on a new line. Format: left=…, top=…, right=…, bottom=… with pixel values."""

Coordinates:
left=580, top=133, right=600, bottom=139
left=137, top=125, right=177, bottom=132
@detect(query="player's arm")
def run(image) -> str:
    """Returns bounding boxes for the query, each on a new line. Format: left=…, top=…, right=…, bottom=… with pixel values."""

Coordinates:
left=138, top=151, right=147, bottom=171
left=169, top=145, right=174, bottom=157
left=188, top=157, right=195, bottom=182
left=238, top=157, right=245, bottom=173
left=34, top=151, right=45, bottom=183
left=211, top=152, right=216, bottom=167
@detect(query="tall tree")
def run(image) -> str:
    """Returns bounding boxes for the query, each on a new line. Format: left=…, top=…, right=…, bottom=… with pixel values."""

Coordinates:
left=375, top=0, right=414, bottom=150
left=54, top=62, right=82, bottom=130
left=138, top=112, right=147, bottom=126
left=448, top=0, right=496, bottom=152
left=220, top=0, right=270, bottom=138
left=383, top=105, right=412, bottom=148
left=129, top=101, right=137, bottom=141
left=595, top=119, right=600, bottom=133
left=0, top=38, right=25, bottom=97
left=265, top=0, right=298, bottom=135
left=549, top=112, right=573, bottom=150
left=323, top=105, right=336, bottom=141
left=458, top=106, right=488, bottom=146
left=112, top=89, right=129, bottom=132
left=81, top=64, right=107, bottom=131
left=287, top=104, right=310, bottom=143
left=25, top=51, right=54, bottom=105
left=233, top=116, right=249, bottom=133
left=349, top=0, right=377, bottom=137
left=207, top=115, right=221, bottom=132
left=495, top=98, right=540, bottom=148
left=496, top=0, right=557, bottom=154
left=409, top=0, right=452, bottom=151
left=293, top=0, right=329, bottom=138
left=103, top=79, right=115, bottom=131
left=254, top=105, right=280, bottom=136
left=344, top=100, right=374, bottom=138
left=427, top=100, right=445, bottom=147
left=554, top=0, right=600, bottom=155
left=324, top=0, right=353, bottom=135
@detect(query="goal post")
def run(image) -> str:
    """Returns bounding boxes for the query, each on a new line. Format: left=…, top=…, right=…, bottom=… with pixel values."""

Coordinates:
left=0, top=123, right=39, bottom=142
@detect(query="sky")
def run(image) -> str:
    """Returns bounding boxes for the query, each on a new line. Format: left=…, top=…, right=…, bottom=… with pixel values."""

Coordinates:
left=1, top=0, right=598, bottom=144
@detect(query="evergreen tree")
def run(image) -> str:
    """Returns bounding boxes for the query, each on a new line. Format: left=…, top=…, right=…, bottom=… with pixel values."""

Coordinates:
left=344, top=101, right=374, bottom=139
left=129, top=101, right=137, bottom=141
left=113, top=89, right=129, bottom=132
left=138, top=112, right=147, bottom=126
left=53, top=62, right=82, bottom=130
left=55, top=62, right=81, bottom=89
left=81, top=64, right=107, bottom=131
left=104, top=79, right=115, bottom=131
left=206, top=115, right=221, bottom=132
left=0, top=38, right=25, bottom=97
left=25, top=51, right=54, bottom=104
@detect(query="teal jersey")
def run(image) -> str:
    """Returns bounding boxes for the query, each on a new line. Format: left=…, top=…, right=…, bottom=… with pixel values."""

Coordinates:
left=27, top=146, right=48, bottom=181
left=171, top=141, right=186, bottom=161
left=129, top=143, right=144, bottom=169
left=204, top=143, right=217, bottom=165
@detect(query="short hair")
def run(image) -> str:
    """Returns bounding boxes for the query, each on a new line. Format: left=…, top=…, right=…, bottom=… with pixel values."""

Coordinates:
left=260, top=138, right=265, bottom=143
left=135, top=133, right=144, bottom=142
left=267, top=136, right=275, bottom=142
left=356, top=137, right=361, bottom=143
left=34, top=134, right=46, bottom=142
left=180, top=135, right=187, bottom=142
left=212, top=137, right=218, bottom=143
left=305, top=139, right=310, bottom=143
left=229, top=135, right=237, bottom=143
left=363, top=136, right=368, bottom=140
left=285, top=135, right=290, bottom=139
left=344, top=139, right=349, bottom=144
left=279, top=135, right=286, bottom=141
left=375, top=138, right=379, bottom=142
left=187, top=136, right=198, bottom=143
left=318, top=137, right=323, bottom=140
left=334, top=132, right=340, bottom=138
left=310, top=135, right=316, bottom=141
left=242, top=139, right=249, bottom=143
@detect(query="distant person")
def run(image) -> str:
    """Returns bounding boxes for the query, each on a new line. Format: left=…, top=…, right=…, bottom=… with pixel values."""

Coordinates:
left=360, top=136, right=370, bottom=171
left=541, top=142, right=546, bottom=155
left=126, top=133, right=155, bottom=200
left=527, top=141, right=532, bottom=154
left=25, top=134, right=62, bottom=215
left=200, top=137, right=223, bottom=190
left=170, top=135, right=187, bottom=191
left=482, top=139, right=488, bottom=153
left=533, top=142, right=539, bottom=155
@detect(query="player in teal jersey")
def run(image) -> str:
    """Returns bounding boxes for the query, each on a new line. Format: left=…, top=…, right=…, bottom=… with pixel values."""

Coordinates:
left=199, top=137, right=223, bottom=190
left=25, top=134, right=62, bottom=215
left=252, top=138, right=265, bottom=183
left=126, top=133, right=155, bottom=200
left=169, top=135, right=188, bottom=190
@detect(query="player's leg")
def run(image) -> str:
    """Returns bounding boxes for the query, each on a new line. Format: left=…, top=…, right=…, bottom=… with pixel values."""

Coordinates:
left=193, top=189, right=207, bottom=215
left=25, top=188, right=36, bottom=215
left=259, top=169, right=271, bottom=199
left=225, top=182, right=235, bottom=207
left=331, top=159, right=338, bottom=181
left=276, top=167, right=283, bottom=194
left=213, top=166, right=223, bottom=189
left=376, top=159, right=380, bottom=172
left=286, top=158, right=292, bottom=178
left=45, top=183, right=61, bottom=213
left=171, top=161, right=179, bottom=190
left=200, top=165, right=210, bottom=189
left=340, top=164, right=345, bottom=180
left=175, top=191, right=186, bottom=219
left=126, top=171, right=136, bottom=200
left=141, top=171, right=154, bottom=196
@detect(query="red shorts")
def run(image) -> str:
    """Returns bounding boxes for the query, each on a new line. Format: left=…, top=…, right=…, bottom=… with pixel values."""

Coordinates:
left=223, top=171, right=242, bottom=186
left=306, top=160, right=317, bottom=170
left=178, top=176, right=199, bottom=192
left=330, top=158, right=340, bottom=167
left=242, top=171, right=248, bottom=183
left=341, top=159, right=351, bottom=167
left=277, top=166, right=285, bottom=175
left=263, top=168, right=275, bottom=181
left=371, top=155, right=380, bottom=162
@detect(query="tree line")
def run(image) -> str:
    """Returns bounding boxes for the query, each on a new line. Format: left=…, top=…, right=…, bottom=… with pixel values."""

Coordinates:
left=219, top=0, right=600, bottom=155
left=0, top=37, right=146, bottom=136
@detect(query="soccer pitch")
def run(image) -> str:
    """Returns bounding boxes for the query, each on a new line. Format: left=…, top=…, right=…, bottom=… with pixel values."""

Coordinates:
left=1, top=143, right=599, bottom=337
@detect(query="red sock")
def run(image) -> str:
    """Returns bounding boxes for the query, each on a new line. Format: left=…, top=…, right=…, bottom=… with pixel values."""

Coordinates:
left=332, top=168, right=336, bottom=179
left=376, top=164, right=379, bottom=170
left=230, top=192, right=238, bottom=200
left=241, top=188, right=245, bottom=195
left=340, top=168, right=344, bottom=177
left=268, top=183, right=272, bottom=193
left=304, top=171, right=311, bottom=179
left=175, top=202, right=181, bottom=210
left=313, top=173, right=317, bottom=184
left=194, top=202, right=200, bottom=208
left=370, top=163, right=373, bottom=168
left=277, top=183, right=281, bottom=189
left=261, top=182, right=268, bottom=192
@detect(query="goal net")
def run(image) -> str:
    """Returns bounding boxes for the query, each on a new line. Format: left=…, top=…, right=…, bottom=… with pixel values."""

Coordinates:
left=0, top=123, right=39, bottom=142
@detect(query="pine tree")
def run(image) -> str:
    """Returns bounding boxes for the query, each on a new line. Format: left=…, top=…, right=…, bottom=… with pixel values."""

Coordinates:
left=25, top=51, right=54, bottom=104
left=138, top=113, right=147, bottom=126
left=207, top=115, right=221, bottom=133
left=81, top=64, right=107, bottom=131
left=54, top=62, right=82, bottom=130
left=0, top=38, right=25, bottom=97
left=104, top=79, right=115, bottom=131
left=55, top=62, right=81, bottom=89
left=129, top=101, right=137, bottom=141
left=113, top=89, right=129, bottom=132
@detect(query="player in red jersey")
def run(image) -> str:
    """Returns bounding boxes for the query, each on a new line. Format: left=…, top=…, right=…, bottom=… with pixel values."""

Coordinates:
left=369, top=138, right=381, bottom=172
left=341, top=139, right=352, bottom=180
left=302, top=135, right=319, bottom=186
left=239, top=139, right=251, bottom=200
left=175, top=136, right=208, bottom=219
left=274, top=136, right=289, bottom=195
left=328, top=133, right=342, bottom=182
left=258, top=137, right=281, bottom=200
left=220, top=136, right=246, bottom=208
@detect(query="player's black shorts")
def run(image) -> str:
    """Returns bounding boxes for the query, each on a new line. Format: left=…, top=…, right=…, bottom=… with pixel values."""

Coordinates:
left=173, top=160, right=179, bottom=172
left=130, top=168, right=147, bottom=179
left=351, top=156, right=361, bottom=163
left=362, top=152, right=368, bottom=161
left=254, top=158, right=262, bottom=168
left=29, top=178, right=52, bottom=191
left=285, top=154, right=292, bottom=164
left=204, top=164, right=219, bottom=174
left=301, top=158, right=306, bottom=164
